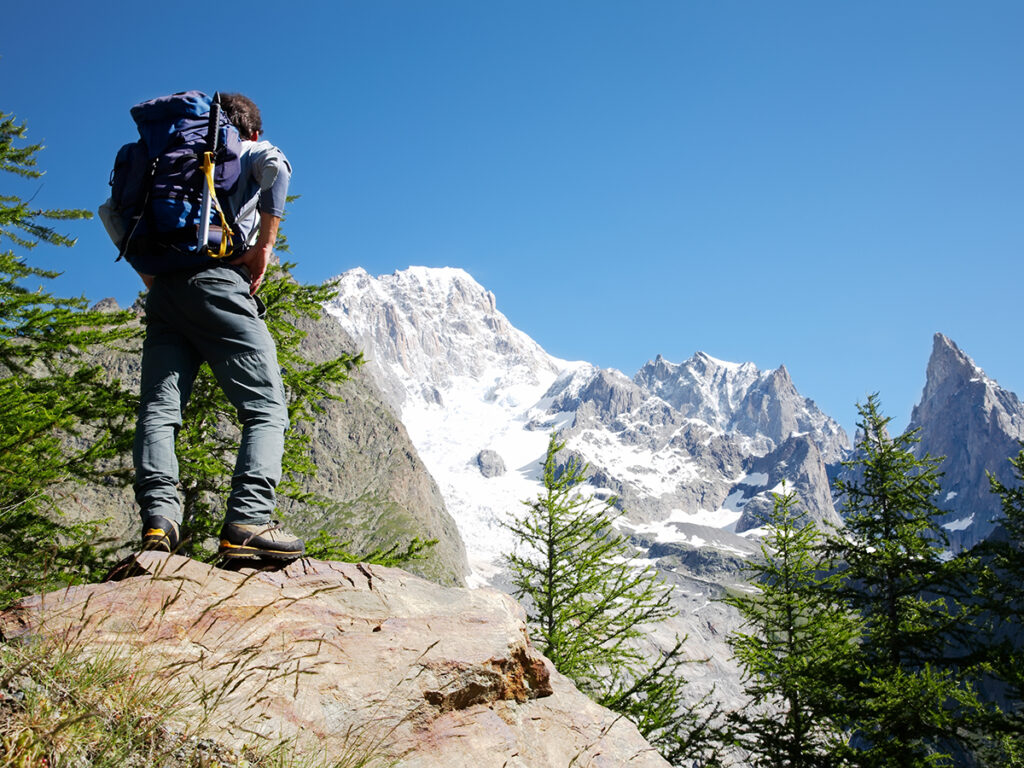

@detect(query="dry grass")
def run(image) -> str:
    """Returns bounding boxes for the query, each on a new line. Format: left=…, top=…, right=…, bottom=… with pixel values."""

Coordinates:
left=0, top=556, right=402, bottom=768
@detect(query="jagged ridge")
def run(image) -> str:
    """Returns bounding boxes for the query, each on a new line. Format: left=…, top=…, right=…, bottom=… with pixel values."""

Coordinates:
left=325, top=266, right=850, bottom=577
left=908, top=333, right=1024, bottom=550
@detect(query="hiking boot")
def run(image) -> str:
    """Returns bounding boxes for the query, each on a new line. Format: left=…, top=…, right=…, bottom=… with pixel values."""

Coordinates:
left=141, top=516, right=180, bottom=553
left=218, top=521, right=305, bottom=561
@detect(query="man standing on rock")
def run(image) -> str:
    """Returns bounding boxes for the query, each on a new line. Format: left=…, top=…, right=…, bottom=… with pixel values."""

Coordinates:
left=101, top=92, right=304, bottom=561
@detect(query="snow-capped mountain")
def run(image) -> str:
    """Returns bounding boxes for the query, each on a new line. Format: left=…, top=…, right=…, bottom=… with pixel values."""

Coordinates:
left=326, top=267, right=583, bottom=584
left=908, top=333, right=1024, bottom=550
left=325, top=266, right=847, bottom=585
left=323, top=267, right=1024, bottom=719
left=326, top=267, right=565, bottom=411
left=635, top=353, right=849, bottom=464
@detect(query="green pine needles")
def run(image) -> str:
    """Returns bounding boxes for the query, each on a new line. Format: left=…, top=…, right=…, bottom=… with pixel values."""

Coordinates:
left=0, top=111, right=139, bottom=604
left=728, top=395, right=991, bottom=768
left=829, top=395, right=981, bottom=768
left=505, top=434, right=720, bottom=765
left=725, top=489, right=858, bottom=768
left=973, top=449, right=1024, bottom=765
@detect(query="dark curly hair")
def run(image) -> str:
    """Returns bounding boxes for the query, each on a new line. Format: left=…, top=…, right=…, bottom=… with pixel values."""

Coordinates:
left=219, top=93, right=263, bottom=140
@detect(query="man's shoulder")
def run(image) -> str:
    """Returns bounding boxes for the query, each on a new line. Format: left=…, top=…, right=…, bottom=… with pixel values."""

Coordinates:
left=240, top=139, right=290, bottom=168
left=241, top=139, right=284, bottom=154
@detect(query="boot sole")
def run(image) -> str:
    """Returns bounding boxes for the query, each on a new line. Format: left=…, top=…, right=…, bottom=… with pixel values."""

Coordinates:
left=141, top=539, right=172, bottom=552
left=218, top=541, right=304, bottom=561
left=141, top=532, right=176, bottom=552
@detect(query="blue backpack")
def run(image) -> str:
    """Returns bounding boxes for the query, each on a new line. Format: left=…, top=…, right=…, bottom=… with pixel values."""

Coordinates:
left=109, top=91, right=243, bottom=274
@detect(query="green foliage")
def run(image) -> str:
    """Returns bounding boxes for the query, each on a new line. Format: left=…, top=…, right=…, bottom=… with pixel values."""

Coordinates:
left=828, top=395, right=981, bottom=767
left=305, top=529, right=436, bottom=568
left=725, top=489, right=859, bottom=768
left=0, top=111, right=139, bottom=605
left=0, top=113, right=92, bottom=251
left=505, top=434, right=721, bottom=765
left=0, top=637, right=191, bottom=766
left=970, top=449, right=1024, bottom=761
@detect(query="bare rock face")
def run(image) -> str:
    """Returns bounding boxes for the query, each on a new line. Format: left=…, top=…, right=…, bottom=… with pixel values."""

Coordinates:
left=736, top=434, right=841, bottom=532
left=634, top=353, right=850, bottom=464
left=474, top=449, right=506, bottom=478
left=0, top=554, right=669, bottom=768
left=907, top=333, right=1024, bottom=550
left=287, top=308, right=469, bottom=585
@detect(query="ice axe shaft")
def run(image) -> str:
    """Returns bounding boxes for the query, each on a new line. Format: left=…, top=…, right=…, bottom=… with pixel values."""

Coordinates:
left=197, top=92, right=221, bottom=251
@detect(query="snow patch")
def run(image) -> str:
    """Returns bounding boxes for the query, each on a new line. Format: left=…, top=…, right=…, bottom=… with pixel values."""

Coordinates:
left=566, top=428, right=703, bottom=497
left=630, top=505, right=745, bottom=539
left=943, top=514, right=975, bottom=532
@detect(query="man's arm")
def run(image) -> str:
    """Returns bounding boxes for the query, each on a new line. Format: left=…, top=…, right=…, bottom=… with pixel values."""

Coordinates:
left=229, top=140, right=290, bottom=295
left=230, top=211, right=279, bottom=295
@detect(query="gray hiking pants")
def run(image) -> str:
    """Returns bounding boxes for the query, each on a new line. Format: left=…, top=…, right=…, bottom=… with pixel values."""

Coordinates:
left=134, top=264, right=289, bottom=528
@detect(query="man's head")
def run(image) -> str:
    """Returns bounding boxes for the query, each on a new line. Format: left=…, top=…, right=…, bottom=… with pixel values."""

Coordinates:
left=220, top=93, right=263, bottom=141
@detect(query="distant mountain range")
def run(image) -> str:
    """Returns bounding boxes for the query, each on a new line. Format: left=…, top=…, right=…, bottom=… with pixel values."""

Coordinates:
left=326, top=267, right=1024, bottom=578
left=321, top=265, right=1024, bottom=716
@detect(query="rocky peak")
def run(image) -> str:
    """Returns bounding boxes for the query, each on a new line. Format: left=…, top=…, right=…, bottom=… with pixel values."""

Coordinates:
left=911, top=333, right=1023, bottom=432
left=907, top=334, right=1024, bottom=550
left=768, top=364, right=796, bottom=394
left=634, top=352, right=761, bottom=429
left=543, top=367, right=645, bottom=423
left=917, top=333, right=986, bottom=411
left=633, top=352, right=848, bottom=463
left=581, top=369, right=646, bottom=418
left=325, top=267, right=562, bottom=413
left=90, top=297, right=121, bottom=313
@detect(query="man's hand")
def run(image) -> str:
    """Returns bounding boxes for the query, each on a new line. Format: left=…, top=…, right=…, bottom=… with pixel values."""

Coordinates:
left=230, top=212, right=280, bottom=295
left=231, top=241, right=272, bottom=295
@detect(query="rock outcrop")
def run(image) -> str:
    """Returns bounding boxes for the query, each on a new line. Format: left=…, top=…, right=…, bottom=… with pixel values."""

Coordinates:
left=474, top=449, right=506, bottom=478
left=0, top=554, right=669, bottom=768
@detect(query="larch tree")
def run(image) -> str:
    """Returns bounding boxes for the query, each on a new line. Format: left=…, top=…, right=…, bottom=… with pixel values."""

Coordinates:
left=829, top=395, right=981, bottom=768
left=972, top=449, right=1024, bottom=766
left=725, top=489, right=860, bottom=768
left=505, top=433, right=723, bottom=765
left=0, top=110, right=139, bottom=603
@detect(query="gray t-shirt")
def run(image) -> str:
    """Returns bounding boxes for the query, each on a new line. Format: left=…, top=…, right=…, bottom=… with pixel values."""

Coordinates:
left=228, top=139, right=292, bottom=247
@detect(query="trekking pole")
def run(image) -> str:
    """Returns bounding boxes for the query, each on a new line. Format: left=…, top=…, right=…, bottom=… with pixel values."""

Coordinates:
left=197, top=92, right=221, bottom=254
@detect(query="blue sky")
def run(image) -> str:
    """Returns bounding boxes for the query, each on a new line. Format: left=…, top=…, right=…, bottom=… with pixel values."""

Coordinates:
left=4, top=1, right=1022, bottom=435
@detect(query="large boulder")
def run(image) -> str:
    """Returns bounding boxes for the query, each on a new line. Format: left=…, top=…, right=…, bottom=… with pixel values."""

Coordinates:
left=1, top=554, right=669, bottom=768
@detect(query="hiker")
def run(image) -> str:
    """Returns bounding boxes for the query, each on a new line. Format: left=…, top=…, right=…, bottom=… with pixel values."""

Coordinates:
left=99, top=92, right=304, bottom=561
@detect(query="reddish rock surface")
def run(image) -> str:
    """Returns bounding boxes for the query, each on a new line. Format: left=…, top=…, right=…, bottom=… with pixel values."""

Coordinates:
left=1, top=553, right=669, bottom=767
